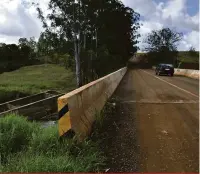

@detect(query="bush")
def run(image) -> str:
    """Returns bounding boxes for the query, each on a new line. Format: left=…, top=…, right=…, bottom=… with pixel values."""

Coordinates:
left=0, top=114, right=40, bottom=162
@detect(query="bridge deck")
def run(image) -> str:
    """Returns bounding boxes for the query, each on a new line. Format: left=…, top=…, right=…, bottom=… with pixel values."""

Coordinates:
left=101, top=69, right=199, bottom=172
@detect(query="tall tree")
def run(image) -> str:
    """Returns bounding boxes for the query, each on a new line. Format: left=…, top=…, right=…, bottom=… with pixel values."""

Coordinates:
left=41, top=0, right=84, bottom=87
left=36, top=0, right=140, bottom=86
left=18, top=37, right=37, bottom=59
left=144, top=28, right=183, bottom=65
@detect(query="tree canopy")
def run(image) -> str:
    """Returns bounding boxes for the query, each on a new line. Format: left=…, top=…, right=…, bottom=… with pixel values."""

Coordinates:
left=36, top=0, right=140, bottom=86
left=144, top=28, right=183, bottom=65
left=0, top=0, right=141, bottom=85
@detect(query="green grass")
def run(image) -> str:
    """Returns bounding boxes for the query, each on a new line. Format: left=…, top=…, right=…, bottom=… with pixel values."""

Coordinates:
left=178, top=51, right=199, bottom=63
left=0, top=114, right=105, bottom=172
left=136, top=51, right=199, bottom=65
left=0, top=64, right=76, bottom=102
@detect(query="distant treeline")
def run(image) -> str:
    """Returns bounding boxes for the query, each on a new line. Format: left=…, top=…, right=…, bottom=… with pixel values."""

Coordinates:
left=134, top=50, right=199, bottom=70
left=0, top=37, right=41, bottom=73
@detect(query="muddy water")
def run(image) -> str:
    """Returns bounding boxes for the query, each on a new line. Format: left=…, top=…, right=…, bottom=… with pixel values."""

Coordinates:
left=40, top=120, right=57, bottom=128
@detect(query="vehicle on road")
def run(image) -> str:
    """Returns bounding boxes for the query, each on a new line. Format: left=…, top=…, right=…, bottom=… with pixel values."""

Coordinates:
left=155, top=64, right=174, bottom=76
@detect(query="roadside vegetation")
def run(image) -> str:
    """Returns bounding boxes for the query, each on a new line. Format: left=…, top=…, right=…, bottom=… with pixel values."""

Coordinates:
left=0, top=114, right=105, bottom=172
left=0, top=64, right=76, bottom=103
left=178, top=51, right=199, bottom=63
left=176, top=50, right=199, bottom=69
left=177, top=49, right=199, bottom=69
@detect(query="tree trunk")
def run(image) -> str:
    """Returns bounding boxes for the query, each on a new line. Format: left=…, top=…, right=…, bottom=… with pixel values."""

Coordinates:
left=95, top=28, right=98, bottom=58
left=74, top=36, right=81, bottom=87
left=90, top=38, right=94, bottom=81
left=84, top=33, right=86, bottom=50
left=73, top=0, right=82, bottom=87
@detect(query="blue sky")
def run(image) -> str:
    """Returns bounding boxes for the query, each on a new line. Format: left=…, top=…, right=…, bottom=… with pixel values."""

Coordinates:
left=186, top=0, right=199, bottom=16
left=0, top=0, right=199, bottom=51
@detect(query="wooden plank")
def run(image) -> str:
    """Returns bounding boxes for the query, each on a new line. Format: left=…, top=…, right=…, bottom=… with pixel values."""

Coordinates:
left=0, top=92, right=63, bottom=121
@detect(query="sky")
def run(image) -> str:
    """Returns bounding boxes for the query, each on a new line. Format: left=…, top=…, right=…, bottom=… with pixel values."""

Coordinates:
left=0, top=0, right=199, bottom=51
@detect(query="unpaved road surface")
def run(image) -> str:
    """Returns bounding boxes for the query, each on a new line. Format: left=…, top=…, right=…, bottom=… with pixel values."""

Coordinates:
left=101, top=69, right=199, bottom=172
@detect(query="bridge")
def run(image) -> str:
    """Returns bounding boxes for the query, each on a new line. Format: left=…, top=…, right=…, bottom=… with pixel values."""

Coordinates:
left=58, top=63, right=199, bottom=172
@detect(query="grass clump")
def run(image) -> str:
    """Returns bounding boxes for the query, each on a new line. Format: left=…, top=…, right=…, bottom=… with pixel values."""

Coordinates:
left=0, top=114, right=40, bottom=162
left=0, top=114, right=105, bottom=172
left=29, top=126, right=60, bottom=154
left=2, top=148, right=103, bottom=172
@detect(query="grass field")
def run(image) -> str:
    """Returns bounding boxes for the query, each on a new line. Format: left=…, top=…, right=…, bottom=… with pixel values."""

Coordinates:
left=0, top=114, right=105, bottom=172
left=178, top=51, right=199, bottom=63
left=0, top=64, right=76, bottom=103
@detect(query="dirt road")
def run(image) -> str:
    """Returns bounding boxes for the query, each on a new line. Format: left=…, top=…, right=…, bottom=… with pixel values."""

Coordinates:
left=101, top=69, right=199, bottom=172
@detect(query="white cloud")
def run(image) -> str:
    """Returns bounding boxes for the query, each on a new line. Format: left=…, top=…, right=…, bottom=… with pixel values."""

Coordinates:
left=0, top=0, right=199, bottom=51
left=0, top=0, right=45, bottom=43
left=122, top=0, right=157, bottom=17
left=138, top=21, right=164, bottom=51
left=0, top=35, right=20, bottom=44
left=178, top=31, right=200, bottom=51
left=122, top=0, right=199, bottom=51
left=162, top=0, right=186, bottom=18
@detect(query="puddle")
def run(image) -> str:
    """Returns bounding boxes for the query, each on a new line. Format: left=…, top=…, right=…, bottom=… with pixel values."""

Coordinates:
left=41, top=121, right=57, bottom=128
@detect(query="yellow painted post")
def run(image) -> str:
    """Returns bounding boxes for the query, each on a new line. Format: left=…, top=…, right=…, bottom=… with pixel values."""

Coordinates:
left=58, top=98, right=71, bottom=136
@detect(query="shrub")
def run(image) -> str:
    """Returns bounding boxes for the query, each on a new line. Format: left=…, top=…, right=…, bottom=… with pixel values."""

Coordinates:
left=0, top=114, right=40, bottom=162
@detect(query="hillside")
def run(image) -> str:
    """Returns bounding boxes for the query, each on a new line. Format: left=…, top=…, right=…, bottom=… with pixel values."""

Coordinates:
left=136, top=51, right=199, bottom=64
left=177, top=51, right=199, bottom=63
left=0, top=64, right=76, bottom=103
